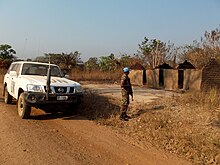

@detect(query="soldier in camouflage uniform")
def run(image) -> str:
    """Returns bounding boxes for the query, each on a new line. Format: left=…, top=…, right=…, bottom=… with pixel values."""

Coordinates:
left=120, top=67, right=133, bottom=121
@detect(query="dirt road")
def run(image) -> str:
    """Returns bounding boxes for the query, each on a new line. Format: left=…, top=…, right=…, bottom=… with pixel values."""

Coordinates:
left=0, top=83, right=190, bottom=165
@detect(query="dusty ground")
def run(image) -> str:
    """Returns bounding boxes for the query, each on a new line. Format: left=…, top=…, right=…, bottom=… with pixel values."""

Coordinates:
left=81, top=82, right=177, bottom=104
left=0, top=82, right=190, bottom=165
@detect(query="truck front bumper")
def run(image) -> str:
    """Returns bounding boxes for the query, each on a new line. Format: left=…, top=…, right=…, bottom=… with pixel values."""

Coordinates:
left=23, top=92, right=83, bottom=105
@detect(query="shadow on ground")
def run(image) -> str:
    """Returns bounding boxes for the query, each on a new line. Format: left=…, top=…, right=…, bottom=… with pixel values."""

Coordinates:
left=78, top=90, right=121, bottom=120
left=27, top=90, right=121, bottom=121
left=29, top=113, right=87, bottom=120
left=1, top=90, right=160, bottom=121
left=131, top=105, right=165, bottom=118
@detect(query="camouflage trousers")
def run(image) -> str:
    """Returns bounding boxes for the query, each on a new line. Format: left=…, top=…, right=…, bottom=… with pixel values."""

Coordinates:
left=121, top=93, right=129, bottom=113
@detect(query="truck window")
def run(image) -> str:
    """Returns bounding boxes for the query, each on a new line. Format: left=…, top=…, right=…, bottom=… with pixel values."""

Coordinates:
left=21, top=63, right=63, bottom=77
left=7, top=64, right=21, bottom=75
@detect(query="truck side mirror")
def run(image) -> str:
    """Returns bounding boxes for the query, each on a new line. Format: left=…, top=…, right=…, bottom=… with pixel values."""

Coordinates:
left=65, top=74, right=70, bottom=79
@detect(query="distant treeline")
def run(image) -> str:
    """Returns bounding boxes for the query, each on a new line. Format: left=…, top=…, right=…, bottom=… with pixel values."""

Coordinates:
left=1, top=27, right=220, bottom=70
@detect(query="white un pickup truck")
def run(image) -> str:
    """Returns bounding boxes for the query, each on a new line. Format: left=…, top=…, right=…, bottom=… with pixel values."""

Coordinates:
left=3, top=61, right=83, bottom=119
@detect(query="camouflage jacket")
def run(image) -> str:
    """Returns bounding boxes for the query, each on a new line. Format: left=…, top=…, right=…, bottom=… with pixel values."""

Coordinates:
left=121, top=74, right=133, bottom=96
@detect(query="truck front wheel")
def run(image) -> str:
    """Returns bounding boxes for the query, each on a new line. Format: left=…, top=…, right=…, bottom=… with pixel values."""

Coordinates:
left=18, top=93, right=31, bottom=119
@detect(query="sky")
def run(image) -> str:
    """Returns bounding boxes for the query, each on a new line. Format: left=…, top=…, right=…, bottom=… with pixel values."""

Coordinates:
left=0, top=0, right=220, bottom=62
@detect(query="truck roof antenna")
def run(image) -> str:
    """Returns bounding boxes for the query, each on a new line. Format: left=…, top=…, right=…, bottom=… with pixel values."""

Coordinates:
left=46, top=55, right=51, bottom=100
left=48, top=55, right=51, bottom=66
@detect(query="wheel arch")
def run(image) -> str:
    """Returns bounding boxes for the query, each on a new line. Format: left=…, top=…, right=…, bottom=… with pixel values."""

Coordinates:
left=18, top=88, right=24, bottom=99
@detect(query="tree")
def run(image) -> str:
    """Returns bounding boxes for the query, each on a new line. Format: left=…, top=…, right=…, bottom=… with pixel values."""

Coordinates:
left=180, top=27, right=220, bottom=68
left=118, top=54, right=143, bottom=69
left=35, top=51, right=82, bottom=69
left=165, top=41, right=181, bottom=68
left=119, top=54, right=131, bottom=67
left=35, top=55, right=49, bottom=63
left=0, top=44, right=16, bottom=68
left=137, top=37, right=167, bottom=68
left=0, top=44, right=16, bottom=60
left=84, top=57, right=99, bottom=70
left=60, top=51, right=82, bottom=69
left=203, top=28, right=220, bottom=59
left=98, top=53, right=119, bottom=71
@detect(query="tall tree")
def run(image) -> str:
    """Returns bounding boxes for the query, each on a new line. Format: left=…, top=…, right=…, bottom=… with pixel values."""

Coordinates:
left=137, top=37, right=167, bottom=68
left=166, top=42, right=181, bottom=68
left=60, top=51, right=82, bottom=69
left=181, top=27, right=220, bottom=68
left=35, top=51, right=82, bottom=69
left=203, top=28, right=220, bottom=59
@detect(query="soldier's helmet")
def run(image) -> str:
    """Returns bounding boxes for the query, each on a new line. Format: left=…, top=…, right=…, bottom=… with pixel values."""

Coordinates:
left=123, top=67, right=130, bottom=73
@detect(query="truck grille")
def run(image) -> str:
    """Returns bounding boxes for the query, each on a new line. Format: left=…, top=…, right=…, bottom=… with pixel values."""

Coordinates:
left=44, top=86, right=75, bottom=94
left=54, top=87, right=67, bottom=93
left=69, top=87, right=74, bottom=93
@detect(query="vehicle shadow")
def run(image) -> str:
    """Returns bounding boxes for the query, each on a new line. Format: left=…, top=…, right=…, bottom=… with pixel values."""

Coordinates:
left=29, top=105, right=86, bottom=120
left=0, top=90, right=121, bottom=121
left=29, top=113, right=86, bottom=120
left=65, top=90, right=121, bottom=120
left=0, top=98, right=17, bottom=105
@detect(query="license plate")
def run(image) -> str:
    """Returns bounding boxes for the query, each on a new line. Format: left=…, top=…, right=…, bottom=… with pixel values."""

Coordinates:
left=57, top=96, right=68, bottom=101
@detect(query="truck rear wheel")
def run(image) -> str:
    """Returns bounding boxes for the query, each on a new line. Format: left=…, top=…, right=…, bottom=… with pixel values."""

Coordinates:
left=4, top=86, right=12, bottom=104
left=18, top=93, right=31, bottom=119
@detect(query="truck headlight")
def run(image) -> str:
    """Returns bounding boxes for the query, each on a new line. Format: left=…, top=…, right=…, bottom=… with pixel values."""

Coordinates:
left=75, top=86, right=83, bottom=93
left=27, top=84, right=44, bottom=92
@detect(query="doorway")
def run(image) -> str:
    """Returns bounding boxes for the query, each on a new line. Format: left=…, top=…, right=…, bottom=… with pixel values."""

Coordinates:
left=178, top=70, right=184, bottom=89
left=159, top=69, right=164, bottom=87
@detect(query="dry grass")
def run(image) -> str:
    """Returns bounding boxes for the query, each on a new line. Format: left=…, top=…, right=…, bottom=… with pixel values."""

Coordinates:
left=150, top=91, right=220, bottom=164
left=70, top=69, right=121, bottom=82
left=81, top=88, right=220, bottom=164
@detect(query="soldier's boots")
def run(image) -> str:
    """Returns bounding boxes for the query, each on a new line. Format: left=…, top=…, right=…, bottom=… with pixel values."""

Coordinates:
left=124, top=114, right=131, bottom=119
left=119, top=112, right=131, bottom=121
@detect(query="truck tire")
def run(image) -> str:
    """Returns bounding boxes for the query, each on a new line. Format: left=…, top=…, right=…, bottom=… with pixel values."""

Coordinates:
left=4, top=86, right=12, bottom=104
left=18, top=93, right=31, bottom=119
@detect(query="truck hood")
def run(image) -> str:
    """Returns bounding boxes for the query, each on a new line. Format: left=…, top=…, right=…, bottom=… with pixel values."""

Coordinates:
left=21, top=75, right=81, bottom=87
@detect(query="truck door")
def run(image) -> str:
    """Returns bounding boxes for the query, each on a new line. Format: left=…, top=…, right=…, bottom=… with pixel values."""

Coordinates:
left=8, top=64, right=21, bottom=98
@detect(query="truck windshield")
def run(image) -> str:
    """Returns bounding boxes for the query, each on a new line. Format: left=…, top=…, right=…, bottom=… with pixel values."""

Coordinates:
left=21, top=63, right=64, bottom=77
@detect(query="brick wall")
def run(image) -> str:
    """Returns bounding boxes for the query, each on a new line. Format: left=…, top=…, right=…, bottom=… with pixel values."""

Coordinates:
left=201, top=59, right=220, bottom=90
